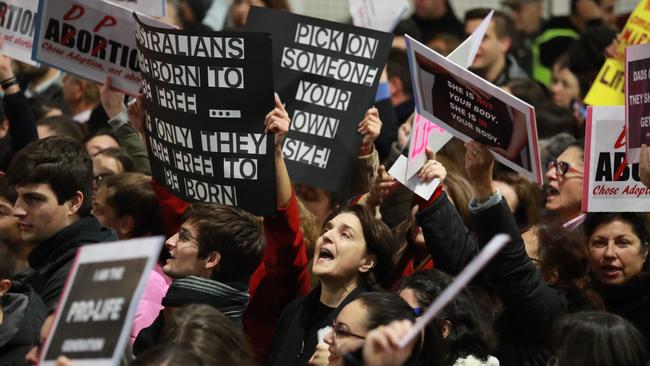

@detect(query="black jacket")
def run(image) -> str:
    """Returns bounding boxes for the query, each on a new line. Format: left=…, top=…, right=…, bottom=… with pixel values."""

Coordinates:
left=265, top=283, right=369, bottom=366
left=416, top=194, right=568, bottom=366
left=23, top=217, right=117, bottom=310
left=0, top=282, right=48, bottom=366
left=597, top=271, right=650, bottom=350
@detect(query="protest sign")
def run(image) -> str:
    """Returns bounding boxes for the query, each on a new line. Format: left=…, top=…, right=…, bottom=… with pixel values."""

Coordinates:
left=404, top=11, right=492, bottom=179
left=32, top=0, right=170, bottom=96
left=39, top=237, right=163, bottom=366
left=245, top=7, right=392, bottom=192
left=107, top=0, right=165, bottom=17
left=349, top=0, right=408, bottom=33
left=0, top=0, right=39, bottom=66
left=406, top=35, right=542, bottom=184
left=583, top=106, right=650, bottom=212
left=584, top=0, right=650, bottom=106
left=625, top=42, right=650, bottom=163
left=135, top=14, right=276, bottom=215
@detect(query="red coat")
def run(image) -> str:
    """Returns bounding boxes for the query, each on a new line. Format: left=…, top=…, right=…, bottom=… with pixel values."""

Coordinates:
left=151, top=180, right=311, bottom=361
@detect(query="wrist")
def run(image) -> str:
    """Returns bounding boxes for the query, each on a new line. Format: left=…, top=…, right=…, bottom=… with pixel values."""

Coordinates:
left=106, top=106, right=126, bottom=120
left=472, top=185, right=495, bottom=200
left=359, top=143, right=374, bottom=156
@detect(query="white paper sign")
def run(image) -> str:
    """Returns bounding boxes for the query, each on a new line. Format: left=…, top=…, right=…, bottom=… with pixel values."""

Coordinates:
left=406, top=34, right=542, bottom=184
left=0, top=0, right=39, bottom=66
left=32, top=0, right=171, bottom=95
left=349, top=0, right=409, bottom=33
left=39, top=237, right=164, bottom=366
left=388, top=154, right=441, bottom=200
left=583, top=106, right=650, bottom=211
left=107, top=0, right=165, bottom=17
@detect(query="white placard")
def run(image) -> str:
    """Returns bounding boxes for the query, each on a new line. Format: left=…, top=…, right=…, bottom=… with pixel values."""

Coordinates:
left=583, top=106, right=650, bottom=211
left=0, top=0, right=39, bottom=66
left=406, top=33, right=542, bottom=184
left=349, top=0, right=409, bottom=33
left=32, top=0, right=171, bottom=95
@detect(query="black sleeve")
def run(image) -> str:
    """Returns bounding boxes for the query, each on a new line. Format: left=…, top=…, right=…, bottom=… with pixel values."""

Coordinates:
left=374, top=98, right=398, bottom=162
left=4, top=90, right=37, bottom=152
left=471, top=199, right=566, bottom=338
left=415, top=192, right=479, bottom=275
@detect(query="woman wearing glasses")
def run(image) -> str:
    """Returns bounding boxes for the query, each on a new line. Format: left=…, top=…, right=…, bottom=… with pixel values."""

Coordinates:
left=543, top=140, right=585, bottom=229
left=313, top=292, right=422, bottom=366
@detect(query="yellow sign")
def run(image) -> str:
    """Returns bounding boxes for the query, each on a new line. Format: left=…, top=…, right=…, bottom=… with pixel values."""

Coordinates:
left=585, top=0, right=650, bottom=106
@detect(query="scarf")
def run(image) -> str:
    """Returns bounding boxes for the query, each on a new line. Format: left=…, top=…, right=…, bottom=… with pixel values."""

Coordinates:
left=162, top=276, right=249, bottom=325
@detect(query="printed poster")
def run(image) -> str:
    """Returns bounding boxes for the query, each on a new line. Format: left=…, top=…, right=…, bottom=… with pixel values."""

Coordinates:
left=625, top=42, right=650, bottom=163
left=0, top=0, right=39, bottom=66
left=32, top=0, right=170, bottom=95
left=583, top=106, right=650, bottom=211
left=246, top=7, right=393, bottom=192
left=584, top=0, right=650, bottom=106
left=39, top=237, right=163, bottom=366
left=135, top=14, right=276, bottom=215
left=406, top=35, right=542, bottom=184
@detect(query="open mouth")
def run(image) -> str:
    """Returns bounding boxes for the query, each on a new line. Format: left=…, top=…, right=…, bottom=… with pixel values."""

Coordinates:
left=601, top=265, right=622, bottom=277
left=545, top=185, right=559, bottom=196
left=317, top=247, right=335, bottom=262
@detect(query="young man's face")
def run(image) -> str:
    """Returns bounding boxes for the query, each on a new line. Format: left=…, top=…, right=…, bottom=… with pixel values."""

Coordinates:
left=466, top=20, right=508, bottom=77
left=13, top=183, right=77, bottom=244
left=163, top=221, right=209, bottom=279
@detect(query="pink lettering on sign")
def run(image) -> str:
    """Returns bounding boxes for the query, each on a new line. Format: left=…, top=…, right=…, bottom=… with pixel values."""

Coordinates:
left=410, top=114, right=445, bottom=158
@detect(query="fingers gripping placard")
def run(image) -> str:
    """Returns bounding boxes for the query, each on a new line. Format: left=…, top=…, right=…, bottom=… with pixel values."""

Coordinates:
left=134, top=14, right=276, bottom=215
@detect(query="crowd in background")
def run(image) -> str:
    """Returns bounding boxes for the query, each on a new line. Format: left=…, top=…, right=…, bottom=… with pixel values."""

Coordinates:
left=0, top=0, right=649, bottom=366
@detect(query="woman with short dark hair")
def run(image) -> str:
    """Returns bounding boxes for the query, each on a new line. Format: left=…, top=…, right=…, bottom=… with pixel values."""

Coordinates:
left=584, top=212, right=650, bottom=348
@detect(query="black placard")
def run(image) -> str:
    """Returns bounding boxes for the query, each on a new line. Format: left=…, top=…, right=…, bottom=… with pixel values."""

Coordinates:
left=245, top=7, right=392, bottom=192
left=135, top=14, right=276, bottom=215
left=45, top=258, right=148, bottom=360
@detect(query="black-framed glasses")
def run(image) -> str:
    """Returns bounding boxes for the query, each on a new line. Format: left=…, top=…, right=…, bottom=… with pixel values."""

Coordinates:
left=178, top=227, right=202, bottom=247
left=546, top=159, right=582, bottom=177
left=331, top=321, right=366, bottom=340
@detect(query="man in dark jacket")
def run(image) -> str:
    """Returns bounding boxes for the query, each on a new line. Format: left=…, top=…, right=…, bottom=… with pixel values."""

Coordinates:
left=132, top=202, right=265, bottom=355
left=0, top=245, right=47, bottom=366
left=7, top=136, right=117, bottom=310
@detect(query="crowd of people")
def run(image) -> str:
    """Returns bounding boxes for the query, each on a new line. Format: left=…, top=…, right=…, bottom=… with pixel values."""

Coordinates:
left=0, top=0, right=649, bottom=365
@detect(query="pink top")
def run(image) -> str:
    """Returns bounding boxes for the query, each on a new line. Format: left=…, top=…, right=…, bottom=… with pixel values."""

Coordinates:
left=130, top=263, right=172, bottom=343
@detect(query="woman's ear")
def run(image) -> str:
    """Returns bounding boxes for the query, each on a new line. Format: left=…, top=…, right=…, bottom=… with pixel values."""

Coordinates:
left=440, top=319, right=453, bottom=339
left=359, top=254, right=376, bottom=273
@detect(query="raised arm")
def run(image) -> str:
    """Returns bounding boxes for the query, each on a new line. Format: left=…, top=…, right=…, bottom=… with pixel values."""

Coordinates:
left=100, top=76, right=151, bottom=174
left=465, top=141, right=565, bottom=338
left=1, top=53, right=37, bottom=151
